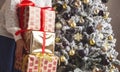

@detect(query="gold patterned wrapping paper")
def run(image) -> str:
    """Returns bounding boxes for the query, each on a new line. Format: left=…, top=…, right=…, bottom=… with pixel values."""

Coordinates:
left=23, top=31, right=55, bottom=53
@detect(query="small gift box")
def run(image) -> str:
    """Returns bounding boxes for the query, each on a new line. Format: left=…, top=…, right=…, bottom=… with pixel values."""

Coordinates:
left=22, top=53, right=58, bottom=72
left=23, top=31, right=55, bottom=53
left=17, top=6, right=41, bottom=30
left=17, top=2, right=55, bottom=32
left=40, top=8, right=55, bottom=32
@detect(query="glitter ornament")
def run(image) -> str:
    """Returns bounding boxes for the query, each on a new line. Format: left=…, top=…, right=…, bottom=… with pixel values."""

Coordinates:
left=93, top=67, right=101, bottom=72
left=79, top=17, right=85, bottom=24
left=63, top=3, right=67, bottom=9
left=103, top=12, right=110, bottom=19
left=86, top=26, right=95, bottom=34
left=74, top=0, right=82, bottom=7
left=74, top=32, right=83, bottom=41
left=69, top=49, right=75, bottom=56
left=83, top=0, right=90, bottom=4
left=60, top=56, right=66, bottom=62
left=68, top=19, right=76, bottom=28
left=56, top=22, right=62, bottom=30
left=89, top=39, right=95, bottom=45
left=54, top=3, right=64, bottom=13
left=101, top=47, right=108, bottom=52
left=55, top=37, right=61, bottom=43
left=94, top=9, right=99, bottom=15
left=108, top=35, right=113, bottom=40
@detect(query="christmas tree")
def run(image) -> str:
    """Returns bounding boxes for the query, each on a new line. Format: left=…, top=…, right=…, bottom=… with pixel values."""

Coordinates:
left=52, top=0, right=120, bottom=72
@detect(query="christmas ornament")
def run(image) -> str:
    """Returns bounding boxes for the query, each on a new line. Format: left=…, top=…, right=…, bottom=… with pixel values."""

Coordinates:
left=89, top=39, right=95, bottom=45
left=94, top=9, right=99, bottom=15
left=70, top=7, right=79, bottom=16
left=56, top=22, right=62, bottom=30
left=83, top=0, right=90, bottom=4
left=74, top=0, right=82, bottom=7
left=101, top=0, right=109, bottom=3
left=86, top=26, right=95, bottom=34
left=77, top=49, right=86, bottom=57
left=60, top=56, right=66, bottom=62
left=101, top=47, right=108, bottom=52
left=96, top=24, right=103, bottom=31
left=55, top=37, right=61, bottom=43
left=63, top=13, right=71, bottom=20
left=73, top=32, right=83, bottom=41
left=79, top=17, right=85, bottom=23
left=65, top=33, right=73, bottom=42
left=66, top=28, right=76, bottom=34
left=68, top=19, right=76, bottom=28
left=108, top=35, right=113, bottom=40
left=98, top=10, right=104, bottom=16
left=109, top=54, right=114, bottom=61
left=93, top=67, right=101, bottom=72
left=99, top=33, right=104, bottom=39
left=69, top=49, right=75, bottom=56
left=63, top=3, right=67, bottom=9
left=102, top=43, right=109, bottom=52
left=103, top=12, right=109, bottom=19
left=54, top=3, right=64, bottom=13
left=100, top=55, right=110, bottom=65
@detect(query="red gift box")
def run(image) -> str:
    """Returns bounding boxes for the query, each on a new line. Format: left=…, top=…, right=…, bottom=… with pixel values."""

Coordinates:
left=17, top=1, right=55, bottom=32
left=22, top=54, right=58, bottom=72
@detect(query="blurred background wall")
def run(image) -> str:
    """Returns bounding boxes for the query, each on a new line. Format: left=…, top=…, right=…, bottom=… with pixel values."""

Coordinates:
left=107, top=0, right=120, bottom=60
left=0, top=0, right=120, bottom=59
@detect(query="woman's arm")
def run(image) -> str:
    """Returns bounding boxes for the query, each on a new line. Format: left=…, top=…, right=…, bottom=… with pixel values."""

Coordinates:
left=4, top=0, right=22, bottom=41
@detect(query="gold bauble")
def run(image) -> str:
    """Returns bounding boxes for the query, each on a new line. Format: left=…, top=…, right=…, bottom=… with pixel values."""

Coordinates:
left=108, top=35, right=113, bottom=40
left=94, top=9, right=99, bottom=14
left=79, top=17, right=85, bottom=23
left=74, top=1, right=82, bottom=7
left=93, top=67, right=101, bottom=72
left=68, top=19, right=76, bottom=28
left=110, top=69, right=114, bottom=72
left=69, top=49, right=75, bottom=56
left=70, top=22, right=76, bottom=28
left=109, top=65, right=116, bottom=72
left=55, top=37, right=61, bottom=43
left=90, top=39, right=95, bottom=45
left=101, top=47, right=108, bottom=52
left=60, top=56, right=66, bottom=62
left=111, top=65, right=115, bottom=69
left=109, top=54, right=114, bottom=61
left=83, top=0, right=90, bottom=4
left=56, top=22, right=62, bottom=30
left=63, top=3, right=67, bottom=9
left=103, top=12, right=110, bottom=19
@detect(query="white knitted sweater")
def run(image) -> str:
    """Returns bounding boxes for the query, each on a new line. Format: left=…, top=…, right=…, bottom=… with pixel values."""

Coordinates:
left=0, top=0, right=51, bottom=41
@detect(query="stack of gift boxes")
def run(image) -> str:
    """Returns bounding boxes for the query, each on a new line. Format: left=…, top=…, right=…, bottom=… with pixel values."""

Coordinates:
left=14, top=0, right=58, bottom=72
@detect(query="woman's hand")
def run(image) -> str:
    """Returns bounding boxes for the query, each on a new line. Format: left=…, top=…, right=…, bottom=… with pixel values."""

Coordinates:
left=15, top=39, right=26, bottom=61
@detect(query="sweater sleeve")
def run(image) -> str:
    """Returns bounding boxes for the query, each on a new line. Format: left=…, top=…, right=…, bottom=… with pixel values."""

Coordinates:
left=4, top=0, right=22, bottom=41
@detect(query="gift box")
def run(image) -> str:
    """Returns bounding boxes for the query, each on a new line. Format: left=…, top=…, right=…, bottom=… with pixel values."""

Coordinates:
left=17, top=5, right=55, bottom=32
left=40, top=8, right=55, bottom=32
left=22, top=53, right=58, bottom=72
left=23, top=31, right=55, bottom=53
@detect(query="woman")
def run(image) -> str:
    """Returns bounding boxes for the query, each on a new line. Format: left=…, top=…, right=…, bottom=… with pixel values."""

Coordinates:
left=0, top=0, right=52, bottom=72
left=0, top=0, right=26, bottom=72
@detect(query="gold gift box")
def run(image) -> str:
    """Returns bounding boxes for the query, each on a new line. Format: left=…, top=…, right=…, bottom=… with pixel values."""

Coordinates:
left=23, top=31, right=55, bottom=53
